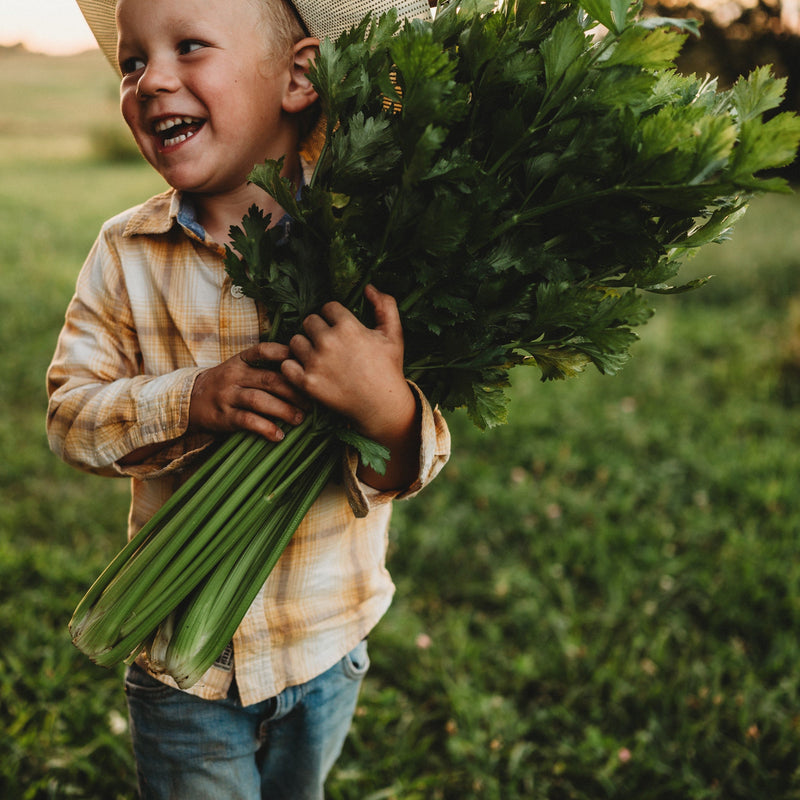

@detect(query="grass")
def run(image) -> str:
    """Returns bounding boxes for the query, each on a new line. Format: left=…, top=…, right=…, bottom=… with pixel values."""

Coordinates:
left=0, top=47, right=127, bottom=162
left=3, top=48, right=800, bottom=799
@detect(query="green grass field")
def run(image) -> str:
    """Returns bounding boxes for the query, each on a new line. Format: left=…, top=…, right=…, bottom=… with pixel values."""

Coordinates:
left=2, top=46, right=800, bottom=799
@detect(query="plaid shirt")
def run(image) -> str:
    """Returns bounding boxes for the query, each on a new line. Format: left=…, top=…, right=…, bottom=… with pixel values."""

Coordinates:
left=47, top=189, right=450, bottom=705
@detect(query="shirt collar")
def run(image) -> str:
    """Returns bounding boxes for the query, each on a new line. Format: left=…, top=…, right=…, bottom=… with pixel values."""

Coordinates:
left=122, top=190, right=225, bottom=255
left=122, top=158, right=311, bottom=243
left=123, top=189, right=180, bottom=237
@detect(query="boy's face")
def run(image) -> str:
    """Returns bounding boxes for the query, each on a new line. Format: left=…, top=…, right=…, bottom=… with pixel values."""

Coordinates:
left=117, top=0, right=296, bottom=196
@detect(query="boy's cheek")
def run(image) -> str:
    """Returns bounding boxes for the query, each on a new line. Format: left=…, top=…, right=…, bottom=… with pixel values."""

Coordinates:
left=120, top=93, right=146, bottom=144
left=120, top=90, right=135, bottom=125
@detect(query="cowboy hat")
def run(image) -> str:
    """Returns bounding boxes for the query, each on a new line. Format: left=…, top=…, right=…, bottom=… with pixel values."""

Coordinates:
left=75, top=0, right=433, bottom=72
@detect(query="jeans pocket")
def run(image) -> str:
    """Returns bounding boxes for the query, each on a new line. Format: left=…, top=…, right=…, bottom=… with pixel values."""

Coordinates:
left=340, top=639, right=370, bottom=680
left=124, top=662, right=177, bottom=700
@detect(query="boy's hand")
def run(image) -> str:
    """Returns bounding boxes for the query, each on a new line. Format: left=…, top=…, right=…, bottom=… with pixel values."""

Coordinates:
left=189, top=342, right=307, bottom=442
left=282, top=285, right=420, bottom=489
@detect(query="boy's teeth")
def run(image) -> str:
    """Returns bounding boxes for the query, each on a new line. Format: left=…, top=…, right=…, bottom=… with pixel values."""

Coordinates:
left=153, top=116, right=204, bottom=147
left=163, top=132, right=192, bottom=147
left=154, top=116, right=199, bottom=133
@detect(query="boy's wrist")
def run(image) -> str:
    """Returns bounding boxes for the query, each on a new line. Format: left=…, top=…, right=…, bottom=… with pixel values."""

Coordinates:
left=354, top=381, right=418, bottom=445
left=355, top=383, right=422, bottom=491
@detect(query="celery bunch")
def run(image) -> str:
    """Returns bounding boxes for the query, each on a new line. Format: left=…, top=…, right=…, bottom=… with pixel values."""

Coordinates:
left=69, top=421, right=339, bottom=687
left=70, top=0, right=800, bottom=687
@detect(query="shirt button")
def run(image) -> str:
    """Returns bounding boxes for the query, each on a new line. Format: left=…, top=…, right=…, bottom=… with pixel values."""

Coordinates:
left=230, top=285, right=244, bottom=299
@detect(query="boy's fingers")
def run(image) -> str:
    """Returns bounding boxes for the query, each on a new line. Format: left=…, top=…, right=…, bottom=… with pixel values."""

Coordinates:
left=280, top=358, right=306, bottom=388
left=288, top=332, right=314, bottom=365
left=240, top=341, right=291, bottom=368
left=249, top=369, right=303, bottom=406
left=231, top=347, right=306, bottom=408
left=301, top=313, right=331, bottom=341
left=256, top=341, right=291, bottom=360
left=317, top=301, right=349, bottom=325
left=238, top=387, right=304, bottom=425
left=233, top=409, right=289, bottom=443
left=302, top=305, right=358, bottom=342
left=365, top=284, right=402, bottom=342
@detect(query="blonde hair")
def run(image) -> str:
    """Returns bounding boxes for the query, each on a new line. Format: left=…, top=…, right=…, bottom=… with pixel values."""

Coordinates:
left=245, top=0, right=324, bottom=159
left=246, top=0, right=309, bottom=62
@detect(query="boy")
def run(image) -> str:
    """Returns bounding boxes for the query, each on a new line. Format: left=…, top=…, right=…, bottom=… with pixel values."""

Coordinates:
left=47, top=0, right=449, bottom=796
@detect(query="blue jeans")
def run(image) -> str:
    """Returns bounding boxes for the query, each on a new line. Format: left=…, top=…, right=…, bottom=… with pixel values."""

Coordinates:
left=124, top=640, right=369, bottom=799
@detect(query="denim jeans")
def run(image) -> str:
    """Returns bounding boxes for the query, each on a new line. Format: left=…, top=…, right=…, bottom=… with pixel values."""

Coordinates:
left=124, top=640, right=369, bottom=800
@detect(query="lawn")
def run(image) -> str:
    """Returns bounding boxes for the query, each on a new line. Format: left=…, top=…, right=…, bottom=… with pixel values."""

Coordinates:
left=2, top=46, right=800, bottom=799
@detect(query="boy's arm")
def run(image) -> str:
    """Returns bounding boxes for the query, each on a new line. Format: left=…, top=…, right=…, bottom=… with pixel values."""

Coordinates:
left=47, top=356, right=207, bottom=479
left=46, top=230, right=248, bottom=477
left=340, top=379, right=450, bottom=517
left=46, top=239, right=202, bottom=477
left=47, top=234, right=306, bottom=477
left=353, top=382, right=420, bottom=491
left=117, top=341, right=306, bottom=466
left=281, top=285, right=445, bottom=494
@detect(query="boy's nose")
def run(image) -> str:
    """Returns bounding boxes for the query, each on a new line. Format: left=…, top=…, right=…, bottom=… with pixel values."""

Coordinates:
left=136, top=61, right=181, bottom=99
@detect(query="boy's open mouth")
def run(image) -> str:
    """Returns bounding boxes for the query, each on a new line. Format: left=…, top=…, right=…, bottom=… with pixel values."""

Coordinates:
left=153, top=116, right=205, bottom=148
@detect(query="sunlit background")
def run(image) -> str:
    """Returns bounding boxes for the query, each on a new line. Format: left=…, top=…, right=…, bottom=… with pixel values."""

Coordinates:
left=2, top=0, right=800, bottom=54
left=3, top=1, right=800, bottom=797
left=1, top=0, right=97, bottom=54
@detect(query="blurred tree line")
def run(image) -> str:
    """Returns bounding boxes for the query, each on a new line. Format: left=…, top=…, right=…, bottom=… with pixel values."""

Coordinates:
left=644, top=0, right=800, bottom=176
left=642, top=0, right=800, bottom=396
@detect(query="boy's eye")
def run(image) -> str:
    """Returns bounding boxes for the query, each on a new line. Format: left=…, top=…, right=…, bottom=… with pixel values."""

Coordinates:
left=178, top=40, right=207, bottom=55
left=120, top=56, right=146, bottom=75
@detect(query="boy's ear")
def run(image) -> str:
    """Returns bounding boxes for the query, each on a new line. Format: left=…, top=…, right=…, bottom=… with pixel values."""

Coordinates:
left=282, top=38, right=320, bottom=114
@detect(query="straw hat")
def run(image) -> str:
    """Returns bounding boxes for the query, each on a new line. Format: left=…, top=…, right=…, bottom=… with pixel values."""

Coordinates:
left=76, top=0, right=433, bottom=73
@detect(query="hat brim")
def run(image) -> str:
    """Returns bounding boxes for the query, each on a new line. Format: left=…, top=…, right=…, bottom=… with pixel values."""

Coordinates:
left=76, top=0, right=119, bottom=72
left=291, top=0, right=432, bottom=43
left=75, top=0, right=433, bottom=74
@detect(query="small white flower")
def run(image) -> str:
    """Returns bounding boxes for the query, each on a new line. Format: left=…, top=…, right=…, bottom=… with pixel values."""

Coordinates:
left=108, top=709, right=128, bottom=736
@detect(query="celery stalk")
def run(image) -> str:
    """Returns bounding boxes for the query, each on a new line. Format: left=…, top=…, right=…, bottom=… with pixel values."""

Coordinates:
left=162, top=446, right=339, bottom=688
left=69, top=414, right=340, bottom=675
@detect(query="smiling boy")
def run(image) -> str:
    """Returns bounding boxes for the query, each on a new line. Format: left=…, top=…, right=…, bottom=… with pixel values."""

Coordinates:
left=47, top=0, right=448, bottom=796
left=116, top=0, right=310, bottom=243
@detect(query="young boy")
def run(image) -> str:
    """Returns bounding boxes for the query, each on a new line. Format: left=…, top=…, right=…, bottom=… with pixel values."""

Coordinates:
left=47, top=0, right=449, bottom=796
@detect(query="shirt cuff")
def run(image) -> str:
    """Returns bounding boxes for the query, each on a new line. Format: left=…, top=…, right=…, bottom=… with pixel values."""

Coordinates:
left=111, top=367, right=214, bottom=479
left=342, top=381, right=450, bottom=518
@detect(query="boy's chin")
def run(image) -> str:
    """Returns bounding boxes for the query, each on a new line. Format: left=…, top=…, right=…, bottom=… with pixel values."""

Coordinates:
left=157, top=172, right=248, bottom=198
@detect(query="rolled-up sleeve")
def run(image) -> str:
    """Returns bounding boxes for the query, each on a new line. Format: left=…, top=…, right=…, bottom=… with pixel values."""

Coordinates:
left=342, top=381, right=451, bottom=517
left=46, top=204, right=216, bottom=478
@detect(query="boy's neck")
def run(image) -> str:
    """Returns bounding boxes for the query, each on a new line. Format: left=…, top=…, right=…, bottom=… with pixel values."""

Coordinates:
left=190, top=158, right=303, bottom=246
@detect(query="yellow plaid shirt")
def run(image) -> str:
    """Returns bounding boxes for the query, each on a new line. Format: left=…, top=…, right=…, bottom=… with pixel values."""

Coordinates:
left=47, top=189, right=450, bottom=705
